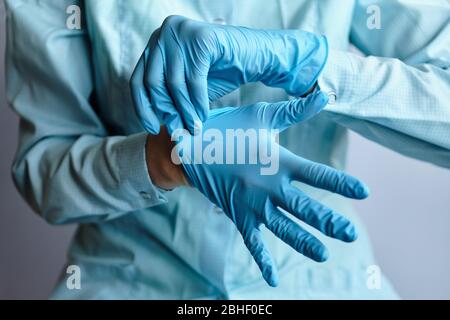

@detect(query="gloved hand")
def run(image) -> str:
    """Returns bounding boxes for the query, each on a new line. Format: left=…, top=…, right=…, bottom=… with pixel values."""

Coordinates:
left=130, top=15, right=328, bottom=135
left=173, top=91, right=369, bottom=287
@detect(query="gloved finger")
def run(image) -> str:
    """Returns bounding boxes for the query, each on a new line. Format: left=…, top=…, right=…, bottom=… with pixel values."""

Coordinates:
left=186, top=71, right=209, bottom=121
left=145, top=43, right=184, bottom=136
left=130, top=50, right=160, bottom=134
left=288, top=155, right=370, bottom=200
left=242, top=228, right=279, bottom=287
left=165, top=47, right=202, bottom=135
left=264, top=205, right=329, bottom=262
left=262, top=90, right=329, bottom=132
left=274, top=187, right=358, bottom=243
left=206, top=73, right=240, bottom=102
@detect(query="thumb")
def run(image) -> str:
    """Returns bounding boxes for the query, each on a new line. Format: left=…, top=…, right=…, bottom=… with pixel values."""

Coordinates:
left=265, top=90, right=329, bottom=132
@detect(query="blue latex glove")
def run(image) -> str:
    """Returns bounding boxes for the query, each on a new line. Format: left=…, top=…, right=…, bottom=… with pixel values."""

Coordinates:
left=174, top=91, right=369, bottom=287
left=130, top=15, right=328, bottom=135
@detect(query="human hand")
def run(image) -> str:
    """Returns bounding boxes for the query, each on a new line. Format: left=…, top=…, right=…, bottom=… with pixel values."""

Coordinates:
left=174, top=91, right=369, bottom=286
left=130, top=15, right=328, bottom=135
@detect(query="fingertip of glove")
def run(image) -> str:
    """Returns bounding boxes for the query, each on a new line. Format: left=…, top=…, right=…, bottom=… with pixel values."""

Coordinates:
left=312, top=90, right=329, bottom=106
left=342, top=225, right=359, bottom=243
left=299, top=91, right=328, bottom=118
left=355, top=182, right=370, bottom=200
left=313, top=245, right=329, bottom=262
left=192, top=120, right=203, bottom=136
left=261, top=261, right=280, bottom=287
left=198, top=108, right=209, bottom=122
left=265, top=272, right=279, bottom=287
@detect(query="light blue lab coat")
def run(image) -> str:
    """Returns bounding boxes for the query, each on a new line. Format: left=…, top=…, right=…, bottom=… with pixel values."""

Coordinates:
left=5, top=0, right=450, bottom=299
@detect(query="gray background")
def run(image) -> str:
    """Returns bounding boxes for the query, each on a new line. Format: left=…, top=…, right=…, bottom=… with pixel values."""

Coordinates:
left=1, top=1, right=449, bottom=299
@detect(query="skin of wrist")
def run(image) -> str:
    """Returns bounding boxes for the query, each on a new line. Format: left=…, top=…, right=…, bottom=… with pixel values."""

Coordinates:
left=145, top=127, right=189, bottom=190
left=301, top=81, right=318, bottom=98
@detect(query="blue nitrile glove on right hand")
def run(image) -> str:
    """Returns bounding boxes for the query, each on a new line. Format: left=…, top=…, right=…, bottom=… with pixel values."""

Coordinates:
left=173, top=91, right=369, bottom=287
left=131, top=15, right=328, bottom=135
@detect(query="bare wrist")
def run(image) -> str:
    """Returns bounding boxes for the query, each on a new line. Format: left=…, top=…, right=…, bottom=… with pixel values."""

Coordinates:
left=145, top=128, right=188, bottom=190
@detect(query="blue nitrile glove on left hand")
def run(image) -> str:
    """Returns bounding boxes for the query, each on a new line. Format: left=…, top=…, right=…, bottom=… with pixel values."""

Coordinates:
left=173, top=91, right=369, bottom=287
left=131, top=15, right=328, bottom=135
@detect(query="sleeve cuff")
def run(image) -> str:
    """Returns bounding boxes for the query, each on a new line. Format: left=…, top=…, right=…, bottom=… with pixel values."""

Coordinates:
left=115, top=132, right=167, bottom=208
left=317, top=49, right=357, bottom=111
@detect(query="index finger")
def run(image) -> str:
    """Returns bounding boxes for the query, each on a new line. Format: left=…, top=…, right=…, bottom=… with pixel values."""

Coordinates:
left=130, top=50, right=161, bottom=134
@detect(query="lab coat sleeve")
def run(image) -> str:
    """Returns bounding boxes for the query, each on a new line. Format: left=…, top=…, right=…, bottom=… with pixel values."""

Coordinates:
left=5, top=0, right=167, bottom=224
left=319, top=0, right=450, bottom=168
